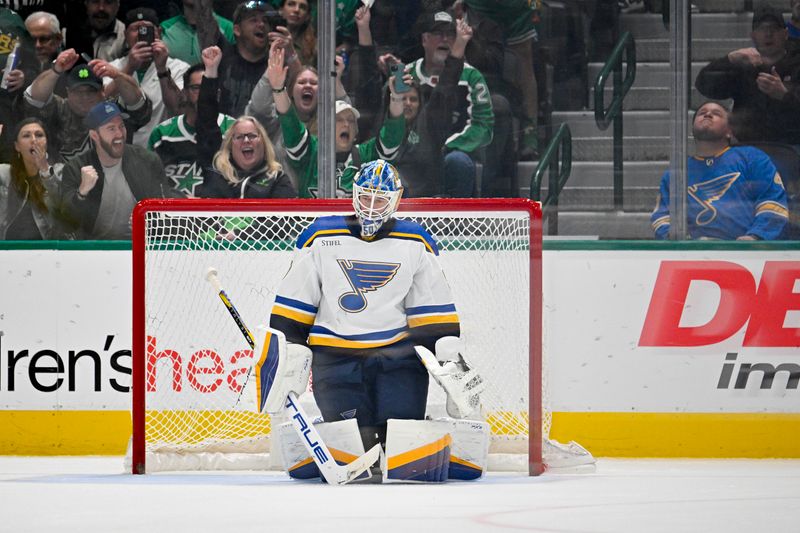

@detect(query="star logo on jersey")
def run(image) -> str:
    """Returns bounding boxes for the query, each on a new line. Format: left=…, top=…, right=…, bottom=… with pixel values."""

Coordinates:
left=167, top=162, right=205, bottom=195
left=337, top=259, right=401, bottom=313
left=61, top=134, right=92, bottom=160
left=688, top=172, right=739, bottom=226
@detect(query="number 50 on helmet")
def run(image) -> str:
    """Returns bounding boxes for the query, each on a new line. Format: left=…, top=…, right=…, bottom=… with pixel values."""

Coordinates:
left=352, top=159, right=404, bottom=237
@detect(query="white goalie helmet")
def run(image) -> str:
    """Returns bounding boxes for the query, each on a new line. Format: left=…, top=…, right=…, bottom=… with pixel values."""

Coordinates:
left=352, top=159, right=404, bottom=237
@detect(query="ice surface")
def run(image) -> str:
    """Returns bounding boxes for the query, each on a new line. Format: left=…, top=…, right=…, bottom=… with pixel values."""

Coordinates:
left=1, top=457, right=798, bottom=532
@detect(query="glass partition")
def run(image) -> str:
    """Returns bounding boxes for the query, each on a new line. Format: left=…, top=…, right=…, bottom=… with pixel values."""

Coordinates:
left=0, top=1, right=795, bottom=241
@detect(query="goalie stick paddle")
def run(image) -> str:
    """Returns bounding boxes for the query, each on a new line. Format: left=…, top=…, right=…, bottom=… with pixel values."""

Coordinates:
left=205, top=267, right=380, bottom=485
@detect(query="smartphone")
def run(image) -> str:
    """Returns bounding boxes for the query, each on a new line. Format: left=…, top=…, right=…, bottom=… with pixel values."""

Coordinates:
left=137, top=25, right=155, bottom=45
left=265, top=10, right=288, bottom=30
left=390, top=62, right=410, bottom=93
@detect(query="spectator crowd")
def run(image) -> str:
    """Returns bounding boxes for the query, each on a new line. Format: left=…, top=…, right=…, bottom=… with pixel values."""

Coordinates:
left=0, top=0, right=798, bottom=241
left=0, top=0, right=549, bottom=240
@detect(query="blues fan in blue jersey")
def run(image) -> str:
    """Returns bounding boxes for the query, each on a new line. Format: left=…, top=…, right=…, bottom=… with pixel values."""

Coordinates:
left=651, top=101, right=789, bottom=240
left=257, top=160, right=489, bottom=483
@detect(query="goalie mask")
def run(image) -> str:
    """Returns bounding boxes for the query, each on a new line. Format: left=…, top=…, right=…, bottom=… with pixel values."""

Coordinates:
left=352, top=160, right=404, bottom=237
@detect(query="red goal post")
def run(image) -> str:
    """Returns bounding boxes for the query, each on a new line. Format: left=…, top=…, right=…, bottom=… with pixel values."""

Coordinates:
left=131, top=198, right=543, bottom=475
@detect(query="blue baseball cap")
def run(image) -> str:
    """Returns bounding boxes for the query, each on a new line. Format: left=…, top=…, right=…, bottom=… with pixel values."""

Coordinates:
left=84, top=101, right=126, bottom=129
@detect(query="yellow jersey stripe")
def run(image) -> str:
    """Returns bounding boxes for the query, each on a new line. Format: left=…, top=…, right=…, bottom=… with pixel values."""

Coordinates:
left=300, top=228, right=351, bottom=248
left=755, top=202, right=789, bottom=218
left=308, top=332, right=409, bottom=349
left=272, top=305, right=316, bottom=325
left=407, top=314, right=460, bottom=328
left=387, top=433, right=453, bottom=470
left=651, top=215, right=670, bottom=230
left=388, top=231, right=433, bottom=254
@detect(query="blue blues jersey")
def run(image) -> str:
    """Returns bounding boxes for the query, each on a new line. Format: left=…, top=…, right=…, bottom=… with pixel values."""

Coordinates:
left=651, top=146, right=789, bottom=240
left=269, top=215, right=460, bottom=357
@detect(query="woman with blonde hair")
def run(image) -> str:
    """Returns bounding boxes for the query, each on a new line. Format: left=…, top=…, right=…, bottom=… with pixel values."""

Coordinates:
left=0, top=118, right=74, bottom=239
left=196, top=46, right=296, bottom=199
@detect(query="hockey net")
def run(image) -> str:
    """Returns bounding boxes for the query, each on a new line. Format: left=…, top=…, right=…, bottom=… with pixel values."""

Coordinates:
left=130, top=198, right=549, bottom=474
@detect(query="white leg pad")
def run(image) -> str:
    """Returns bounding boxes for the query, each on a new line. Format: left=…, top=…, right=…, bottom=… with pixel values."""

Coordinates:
left=277, top=418, right=366, bottom=480
left=382, top=418, right=489, bottom=483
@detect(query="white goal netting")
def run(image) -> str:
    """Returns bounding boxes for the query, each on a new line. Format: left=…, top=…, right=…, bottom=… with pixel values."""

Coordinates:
left=130, top=199, right=545, bottom=473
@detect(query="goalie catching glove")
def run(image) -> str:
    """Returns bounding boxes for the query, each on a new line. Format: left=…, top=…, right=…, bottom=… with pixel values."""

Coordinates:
left=254, top=328, right=312, bottom=414
left=415, top=336, right=486, bottom=419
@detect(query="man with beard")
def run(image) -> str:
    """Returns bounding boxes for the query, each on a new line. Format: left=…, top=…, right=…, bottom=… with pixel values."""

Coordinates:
left=65, top=0, right=126, bottom=61
left=61, top=101, right=179, bottom=239
left=651, top=101, right=789, bottom=240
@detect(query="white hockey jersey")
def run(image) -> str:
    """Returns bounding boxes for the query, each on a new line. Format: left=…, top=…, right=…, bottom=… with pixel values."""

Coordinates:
left=269, top=215, right=460, bottom=356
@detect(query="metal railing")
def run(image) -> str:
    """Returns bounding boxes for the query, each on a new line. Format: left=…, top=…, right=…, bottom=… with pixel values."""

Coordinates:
left=530, top=122, right=572, bottom=235
left=594, top=31, right=636, bottom=210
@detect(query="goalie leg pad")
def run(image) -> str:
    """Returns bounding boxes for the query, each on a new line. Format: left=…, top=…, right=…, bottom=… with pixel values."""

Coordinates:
left=278, top=418, right=366, bottom=481
left=383, top=419, right=452, bottom=483
left=439, top=417, right=490, bottom=481
left=254, top=327, right=312, bottom=414
left=382, top=419, right=490, bottom=483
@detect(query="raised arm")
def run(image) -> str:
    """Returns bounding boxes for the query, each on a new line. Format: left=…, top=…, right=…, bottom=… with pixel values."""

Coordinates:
left=28, top=48, right=79, bottom=103
left=196, top=46, right=224, bottom=168
left=195, top=0, right=222, bottom=53
left=152, top=39, right=184, bottom=116
left=267, top=42, right=291, bottom=115
left=89, top=59, right=146, bottom=108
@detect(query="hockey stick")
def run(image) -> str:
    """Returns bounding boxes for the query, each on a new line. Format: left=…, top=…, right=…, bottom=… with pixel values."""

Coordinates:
left=205, top=267, right=380, bottom=485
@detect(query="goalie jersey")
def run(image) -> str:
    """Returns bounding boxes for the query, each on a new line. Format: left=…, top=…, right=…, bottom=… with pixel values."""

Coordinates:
left=269, top=215, right=461, bottom=357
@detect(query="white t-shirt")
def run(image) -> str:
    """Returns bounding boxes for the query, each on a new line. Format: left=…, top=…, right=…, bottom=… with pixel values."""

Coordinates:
left=93, top=163, right=137, bottom=239
left=106, top=56, right=191, bottom=147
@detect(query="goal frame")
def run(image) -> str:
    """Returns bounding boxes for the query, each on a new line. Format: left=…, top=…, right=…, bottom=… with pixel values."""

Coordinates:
left=131, top=197, right=543, bottom=476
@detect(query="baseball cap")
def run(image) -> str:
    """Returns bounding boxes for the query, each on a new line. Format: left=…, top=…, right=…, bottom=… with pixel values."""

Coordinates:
left=752, top=5, right=785, bottom=29
left=84, top=101, right=126, bottom=129
left=125, top=7, right=159, bottom=26
left=233, top=0, right=269, bottom=24
left=420, top=11, right=455, bottom=34
left=66, top=65, right=102, bottom=90
left=335, top=100, right=360, bottom=120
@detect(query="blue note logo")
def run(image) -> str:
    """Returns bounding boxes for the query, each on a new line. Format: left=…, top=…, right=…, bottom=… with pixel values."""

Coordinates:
left=688, top=172, right=739, bottom=226
left=337, top=259, right=401, bottom=313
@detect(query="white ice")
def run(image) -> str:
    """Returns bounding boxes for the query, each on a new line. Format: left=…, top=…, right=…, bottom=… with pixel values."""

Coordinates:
left=1, top=457, right=798, bottom=532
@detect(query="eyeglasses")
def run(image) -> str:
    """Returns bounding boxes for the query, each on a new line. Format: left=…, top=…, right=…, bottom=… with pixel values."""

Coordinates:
left=233, top=132, right=260, bottom=142
left=32, top=34, right=59, bottom=44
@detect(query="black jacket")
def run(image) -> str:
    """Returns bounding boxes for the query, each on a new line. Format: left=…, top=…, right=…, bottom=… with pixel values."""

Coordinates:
left=61, top=143, right=180, bottom=236
left=695, top=50, right=800, bottom=144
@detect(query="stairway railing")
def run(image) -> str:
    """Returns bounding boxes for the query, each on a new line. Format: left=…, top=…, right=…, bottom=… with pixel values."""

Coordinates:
left=594, top=31, right=636, bottom=210
left=530, top=122, right=572, bottom=235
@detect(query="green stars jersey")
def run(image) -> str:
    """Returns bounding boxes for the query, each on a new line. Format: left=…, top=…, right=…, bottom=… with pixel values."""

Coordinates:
left=406, top=58, right=494, bottom=154
left=148, top=113, right=235, bottom=197
left=280, top=106, right=405, bottom=199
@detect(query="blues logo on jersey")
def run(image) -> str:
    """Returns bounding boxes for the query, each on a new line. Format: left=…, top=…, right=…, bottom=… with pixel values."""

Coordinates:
left=337, top=260, right=401, bottom=313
